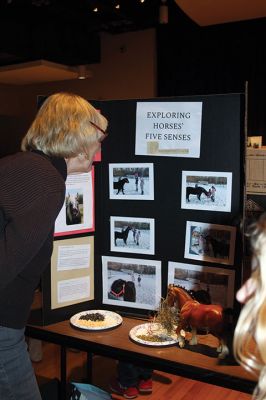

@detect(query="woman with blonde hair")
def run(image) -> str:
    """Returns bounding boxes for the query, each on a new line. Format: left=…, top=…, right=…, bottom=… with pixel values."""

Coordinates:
left=0, top=92, right=108, bottom=400
left=234, top=213, right=266, bottom=399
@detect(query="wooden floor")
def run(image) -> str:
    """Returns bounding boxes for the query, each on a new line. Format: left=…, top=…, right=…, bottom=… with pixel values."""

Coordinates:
left=32, top=341, right=253, bottom=400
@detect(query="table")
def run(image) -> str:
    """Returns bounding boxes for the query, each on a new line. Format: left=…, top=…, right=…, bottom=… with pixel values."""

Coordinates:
left=26, top=317, right=256, bottom=399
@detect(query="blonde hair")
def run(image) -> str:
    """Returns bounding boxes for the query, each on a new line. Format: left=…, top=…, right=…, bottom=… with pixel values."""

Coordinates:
left=21, top=92, right=108, bottom=158
left=234, top=214, right=266, bottom=399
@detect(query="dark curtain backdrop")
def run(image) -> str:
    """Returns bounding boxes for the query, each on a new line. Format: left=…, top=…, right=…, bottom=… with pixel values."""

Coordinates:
left=157, top=1, right=266, bottom=142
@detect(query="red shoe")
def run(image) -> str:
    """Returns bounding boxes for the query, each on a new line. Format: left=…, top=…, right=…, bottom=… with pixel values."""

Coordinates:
left=138, top=378, right=153, bottom=394
left=109, top=379, right=138, bottom=399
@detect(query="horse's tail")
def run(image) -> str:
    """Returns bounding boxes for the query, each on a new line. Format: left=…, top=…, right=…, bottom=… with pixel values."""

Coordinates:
left=217, top=307, right=235, bottom=358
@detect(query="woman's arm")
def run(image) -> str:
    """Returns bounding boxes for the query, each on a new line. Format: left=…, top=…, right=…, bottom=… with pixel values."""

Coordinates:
left=0, top=191, right=63, bottom=291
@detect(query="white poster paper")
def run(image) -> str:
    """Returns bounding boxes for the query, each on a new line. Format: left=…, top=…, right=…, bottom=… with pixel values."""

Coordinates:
left=246, top=147, right=266, bottom=194
left=57, top=244, right=91, bottom=271
left=57, top=276, right=90, bottom=304
left=135, top=102, right=202, bottom=158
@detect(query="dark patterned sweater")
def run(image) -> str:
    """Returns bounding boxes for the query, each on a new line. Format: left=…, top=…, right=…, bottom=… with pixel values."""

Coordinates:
left=0, top=150, right=67, bottom=328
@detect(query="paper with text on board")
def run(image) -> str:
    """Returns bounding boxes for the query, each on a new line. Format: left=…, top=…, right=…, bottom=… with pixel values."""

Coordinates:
left=135, top=101, right=202, bottom=158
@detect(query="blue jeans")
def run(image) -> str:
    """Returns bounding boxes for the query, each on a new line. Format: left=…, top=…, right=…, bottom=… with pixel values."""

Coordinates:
left=0, top=325, right=42, bottom=400
left=118, top=362, right=153, bottom=387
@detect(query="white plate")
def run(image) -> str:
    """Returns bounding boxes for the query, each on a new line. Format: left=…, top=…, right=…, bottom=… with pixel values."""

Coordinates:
left=129, top=322, right=178, bottom=346
left=70, top=310, right=123, bottom=331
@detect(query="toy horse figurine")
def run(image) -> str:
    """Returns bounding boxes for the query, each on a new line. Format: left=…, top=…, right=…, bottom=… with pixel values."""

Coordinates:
left=167, top=284, right=229, bottom=359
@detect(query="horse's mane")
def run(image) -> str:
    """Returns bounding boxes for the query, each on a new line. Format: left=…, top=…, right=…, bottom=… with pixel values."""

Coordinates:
left=169, top=284, right=196, bottom=300
left=124, top=281, right=136, bottom=302
left=170, top=284, right=213, bottom=304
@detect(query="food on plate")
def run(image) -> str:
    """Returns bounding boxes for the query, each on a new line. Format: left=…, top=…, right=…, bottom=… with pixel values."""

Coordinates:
left=79, top=312, right=105, bottom=322
left=70, top=310, right=122, bottom=330
left=136, top=334, right=169, bottom=342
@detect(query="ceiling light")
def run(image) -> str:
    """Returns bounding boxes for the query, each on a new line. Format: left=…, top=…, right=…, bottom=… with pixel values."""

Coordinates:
left=77, top=65, right=90, bottom=80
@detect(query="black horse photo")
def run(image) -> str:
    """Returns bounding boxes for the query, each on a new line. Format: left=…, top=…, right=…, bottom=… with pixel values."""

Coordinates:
left=186, top=186, right=209, bottom=202
left=113, top=178, right=129, bottom=194
left=114, top=226, right=131, bottom=245
left=205, top=235, right=230, bottom=259
left=108, top=279, right=136, bottom=302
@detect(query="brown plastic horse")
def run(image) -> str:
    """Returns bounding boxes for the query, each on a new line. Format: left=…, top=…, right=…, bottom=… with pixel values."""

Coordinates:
left=167, top=284, right=229, bottom=358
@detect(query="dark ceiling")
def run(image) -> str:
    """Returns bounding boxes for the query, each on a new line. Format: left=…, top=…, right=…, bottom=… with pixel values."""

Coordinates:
left=0, top=0, right=164, bottom=67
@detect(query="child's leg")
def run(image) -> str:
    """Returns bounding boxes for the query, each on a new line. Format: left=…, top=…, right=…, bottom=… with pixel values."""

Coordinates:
left=137, top=367, right=153, bottom=381
left=118, top=362, right=139, bottom=387
left=110, top=362, right=139, bottom=398
left=137, top=367, right=153, bottom=393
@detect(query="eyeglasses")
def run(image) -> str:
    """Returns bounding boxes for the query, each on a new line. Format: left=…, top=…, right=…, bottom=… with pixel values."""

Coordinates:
left=89, top=121, right=108, bottom=142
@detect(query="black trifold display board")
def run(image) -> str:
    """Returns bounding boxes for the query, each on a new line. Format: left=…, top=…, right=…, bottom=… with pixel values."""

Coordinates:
left=37, top=93, right=245, bottom=325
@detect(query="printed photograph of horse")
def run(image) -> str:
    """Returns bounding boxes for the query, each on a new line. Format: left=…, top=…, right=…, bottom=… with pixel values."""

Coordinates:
left=181, top=171, right=232, bottom=212
left=109, top=163, right=154, bottom=200
left=184, top=221, right=236, bottom=266
left=54, top=170, right=94, bottom=236
left=101, top=255, right=162, bottom=310
left=65, top=189, right=83, bottom=225
left=167, top=261, right=235, bottom=309
left=110, top=216, right=155, bottom=255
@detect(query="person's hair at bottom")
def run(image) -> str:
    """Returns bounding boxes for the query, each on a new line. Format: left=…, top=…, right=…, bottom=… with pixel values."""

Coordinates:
left=234, top=213, right=266, bottom=399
